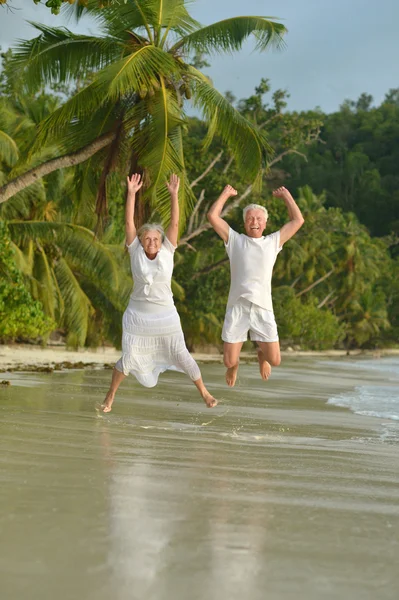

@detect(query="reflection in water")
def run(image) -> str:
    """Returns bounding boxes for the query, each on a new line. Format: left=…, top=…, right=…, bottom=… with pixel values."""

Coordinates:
left=1, top=361, right=399, bottom=600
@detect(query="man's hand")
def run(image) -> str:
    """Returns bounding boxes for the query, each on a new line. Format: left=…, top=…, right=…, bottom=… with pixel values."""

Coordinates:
left=221, top=184, right=238, bottom=198
left=272, top=186, right=292, bottom=200
left=127, top=173, right=143, bottom=194
left=207, top=185, right=237, bottom=244
left=276, top=187, right=305, bottom=246
left=166, top=173, right=180, bottom=196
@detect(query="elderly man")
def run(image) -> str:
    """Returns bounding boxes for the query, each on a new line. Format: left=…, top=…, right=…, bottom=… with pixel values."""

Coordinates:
left=207, top=185, right=304, bottom=387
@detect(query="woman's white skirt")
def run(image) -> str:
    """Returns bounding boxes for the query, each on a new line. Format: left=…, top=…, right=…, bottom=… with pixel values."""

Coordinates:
left=116, top=301, right=201, bottom=388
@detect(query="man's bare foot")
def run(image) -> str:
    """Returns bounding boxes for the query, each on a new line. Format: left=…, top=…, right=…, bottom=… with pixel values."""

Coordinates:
left=257, top=349, right=271, bottom=380
left=101, top=392, right=114, bottom=413
left=226, top=364, right=239, bottom=387
left=202, top=392, right=218, bottom=408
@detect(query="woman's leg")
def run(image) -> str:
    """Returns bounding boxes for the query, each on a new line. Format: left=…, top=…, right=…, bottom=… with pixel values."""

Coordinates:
left=193, top=376, right=218, bottom=408
left=174, top=348, right=218, bottom=408
left=101, top=363, right=127, bottom=413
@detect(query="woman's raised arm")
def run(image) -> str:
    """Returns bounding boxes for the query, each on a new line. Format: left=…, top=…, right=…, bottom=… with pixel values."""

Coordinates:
left=125, top=173, right=143, bottom=246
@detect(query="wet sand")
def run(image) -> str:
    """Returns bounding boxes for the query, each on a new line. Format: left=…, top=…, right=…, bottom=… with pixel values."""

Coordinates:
left=1, top=359, right=398, bottom=600
left=2, top=343, right=399, bottom=373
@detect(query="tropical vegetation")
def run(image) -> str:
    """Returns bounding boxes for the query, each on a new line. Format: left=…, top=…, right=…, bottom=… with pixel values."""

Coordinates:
left=0, top=2, right=398, bottom=350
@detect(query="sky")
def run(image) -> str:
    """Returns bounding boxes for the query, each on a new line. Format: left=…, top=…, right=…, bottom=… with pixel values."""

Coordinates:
left=1, top=0, right=398, bottom=113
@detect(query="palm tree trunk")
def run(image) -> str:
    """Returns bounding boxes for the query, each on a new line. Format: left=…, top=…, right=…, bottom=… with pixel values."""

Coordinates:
left=0, top=132, right=116, bottom=204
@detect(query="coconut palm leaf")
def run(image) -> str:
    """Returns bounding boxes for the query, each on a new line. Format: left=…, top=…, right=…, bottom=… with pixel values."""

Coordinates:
left=8, top=220, right=120, bottom=292
left=132, top=81, right=194, bottom=222
left=97, top=44, right=180, bottom=100
left=189, top=67, right=272, bottom=188
left=72, top=0, right=159, bottom=41
left=171, top=15, right=286, bottom=54
left=31, top=82, right=107, bottom=151
left=0, top=130, right=19, bottom=166
left=13, top=24, right=124, bottom=91
left=54, top=257, right=92, bottom=346
left=0, top=181, right=46, bottom=220
left=33, top=246, right=58, bottom=321
left=9, top=241, right=30, bottom=274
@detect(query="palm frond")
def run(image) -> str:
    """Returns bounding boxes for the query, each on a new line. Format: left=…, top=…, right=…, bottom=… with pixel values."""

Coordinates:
left=31, top=81, right=107, bottom=150
left=0, top=130, right=19, bottom=166
left=97, top=44, right=180, bottom=100
left=0, top=181, right=46, bottom=220
left=157, top=0, right=200, bottom=43
left=189, top=67, right=272, bottom=188
left=97, top=0, right=162, bottom=41
left=54, top=257, right=92, bottom=346
left=8, top=220, right=120, bottom=294
left=168, top=124, right=196, bottom=231
left=171, top=15, right=286, bottom=55
left=12, top=24, right=124, bottom=91
left=10, top=241, right=30, bottom=274
left=171, top=277, right=185, bottom=301
left=133, top=81, right=187, bottom=222
left=33, top=246, right=58, bottom=320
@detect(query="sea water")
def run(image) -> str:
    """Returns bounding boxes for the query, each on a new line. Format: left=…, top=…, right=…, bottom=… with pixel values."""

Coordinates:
left=1, top=359, right=399, bottom=600
left=326, top=357, right=399, bottom=421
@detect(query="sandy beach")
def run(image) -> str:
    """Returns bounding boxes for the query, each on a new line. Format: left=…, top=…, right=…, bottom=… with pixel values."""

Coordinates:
left=1, top=343, right=399, bottom=373
left=1, top=356, right=399, bottom=600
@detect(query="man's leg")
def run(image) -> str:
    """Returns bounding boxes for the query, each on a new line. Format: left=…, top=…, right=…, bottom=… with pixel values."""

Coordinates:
left=255, top=341, right=281, bottom=380
left=223, top=342, right=244, bottom=387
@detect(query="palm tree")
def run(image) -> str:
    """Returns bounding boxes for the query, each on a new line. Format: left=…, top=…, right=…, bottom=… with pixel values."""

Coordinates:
left=1, top=0, right=286, bottom=229
left=0, top=91, right=131, bottom=346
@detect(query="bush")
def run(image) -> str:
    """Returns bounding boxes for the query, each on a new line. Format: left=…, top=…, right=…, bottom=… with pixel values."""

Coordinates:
left=0, top=221, right=54, bottom=341
left=274, top=286, right=345, bottom=350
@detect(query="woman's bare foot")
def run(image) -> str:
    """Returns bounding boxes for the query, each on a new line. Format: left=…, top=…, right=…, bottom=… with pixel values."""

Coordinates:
left=257, top=349, right=271, bottom=380
left=202, top=392, right=218, bottom=408
left=101, top=392, right=115, bottom=413
left=226, top=364, right=239, bottom=387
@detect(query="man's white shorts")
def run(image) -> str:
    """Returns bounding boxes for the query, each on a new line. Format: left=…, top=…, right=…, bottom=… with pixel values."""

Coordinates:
left=222, top=298, right=279, bottom=344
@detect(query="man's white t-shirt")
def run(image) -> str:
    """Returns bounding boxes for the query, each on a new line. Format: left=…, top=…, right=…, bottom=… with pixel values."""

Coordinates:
left=225, top=227, right=282, bottom=311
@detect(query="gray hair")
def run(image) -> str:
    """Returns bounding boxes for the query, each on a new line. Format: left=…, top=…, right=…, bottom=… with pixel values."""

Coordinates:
left=243, top=203, right=268, bottom=221
left=137, top=222, right=165, bottom=242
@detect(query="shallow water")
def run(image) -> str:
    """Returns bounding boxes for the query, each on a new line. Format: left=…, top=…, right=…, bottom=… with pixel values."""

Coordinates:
left=1, top=360, right=399, bottom=600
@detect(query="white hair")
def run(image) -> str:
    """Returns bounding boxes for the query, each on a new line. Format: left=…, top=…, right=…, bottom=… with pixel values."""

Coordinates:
left=243, top=203, right=268, bottom=221
left=137, top=223, right=165, bottom=242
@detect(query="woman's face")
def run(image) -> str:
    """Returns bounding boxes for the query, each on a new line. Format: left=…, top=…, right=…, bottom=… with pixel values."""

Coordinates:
left=141, top=230, right=162, bottom=257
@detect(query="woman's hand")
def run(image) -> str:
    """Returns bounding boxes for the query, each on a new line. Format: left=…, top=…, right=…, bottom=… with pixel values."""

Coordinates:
left=127, top=173, right=143, bottom=194
left=166, top=173, right=180, bottom=196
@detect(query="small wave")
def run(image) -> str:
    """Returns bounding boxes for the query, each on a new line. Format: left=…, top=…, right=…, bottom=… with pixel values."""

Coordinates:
left=328, top=385, right=399, bottom=422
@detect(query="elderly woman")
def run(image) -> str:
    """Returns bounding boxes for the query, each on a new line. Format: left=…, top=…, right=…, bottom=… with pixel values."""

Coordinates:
left=101, top=173, right=217, bottom=413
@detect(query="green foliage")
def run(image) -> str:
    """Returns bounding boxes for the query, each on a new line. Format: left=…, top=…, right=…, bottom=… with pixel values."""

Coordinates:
left=273, top=287, right=344, bottom=350
left=1, top=18, right=398, bottom=352
left=282, top=90, right=399, bottom=236
left=6, top=3, right=286, bottom=226
left=0, top=221, right=54, bottom=341
left=175, top=88, right=398, bottom=349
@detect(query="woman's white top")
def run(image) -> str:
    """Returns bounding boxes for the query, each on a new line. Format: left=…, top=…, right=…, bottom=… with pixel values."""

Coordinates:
left=225, top=227, right=282, bottom=311
left=127, top=235, right=176, bottom=308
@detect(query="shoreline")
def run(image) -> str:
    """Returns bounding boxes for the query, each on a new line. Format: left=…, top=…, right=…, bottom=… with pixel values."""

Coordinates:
left=1, top=343, right=399, bottom=373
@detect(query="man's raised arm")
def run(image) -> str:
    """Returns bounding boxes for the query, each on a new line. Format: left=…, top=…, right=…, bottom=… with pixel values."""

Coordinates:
left=166, top=174, right=180, bottom=247
left=273, top=187, right=305, bottom=246
left=207, top=185, right=238, bottom=243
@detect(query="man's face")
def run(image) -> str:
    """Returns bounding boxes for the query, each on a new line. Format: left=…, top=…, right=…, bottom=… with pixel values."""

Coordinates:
left=244, top=209, right=267, bottom=238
